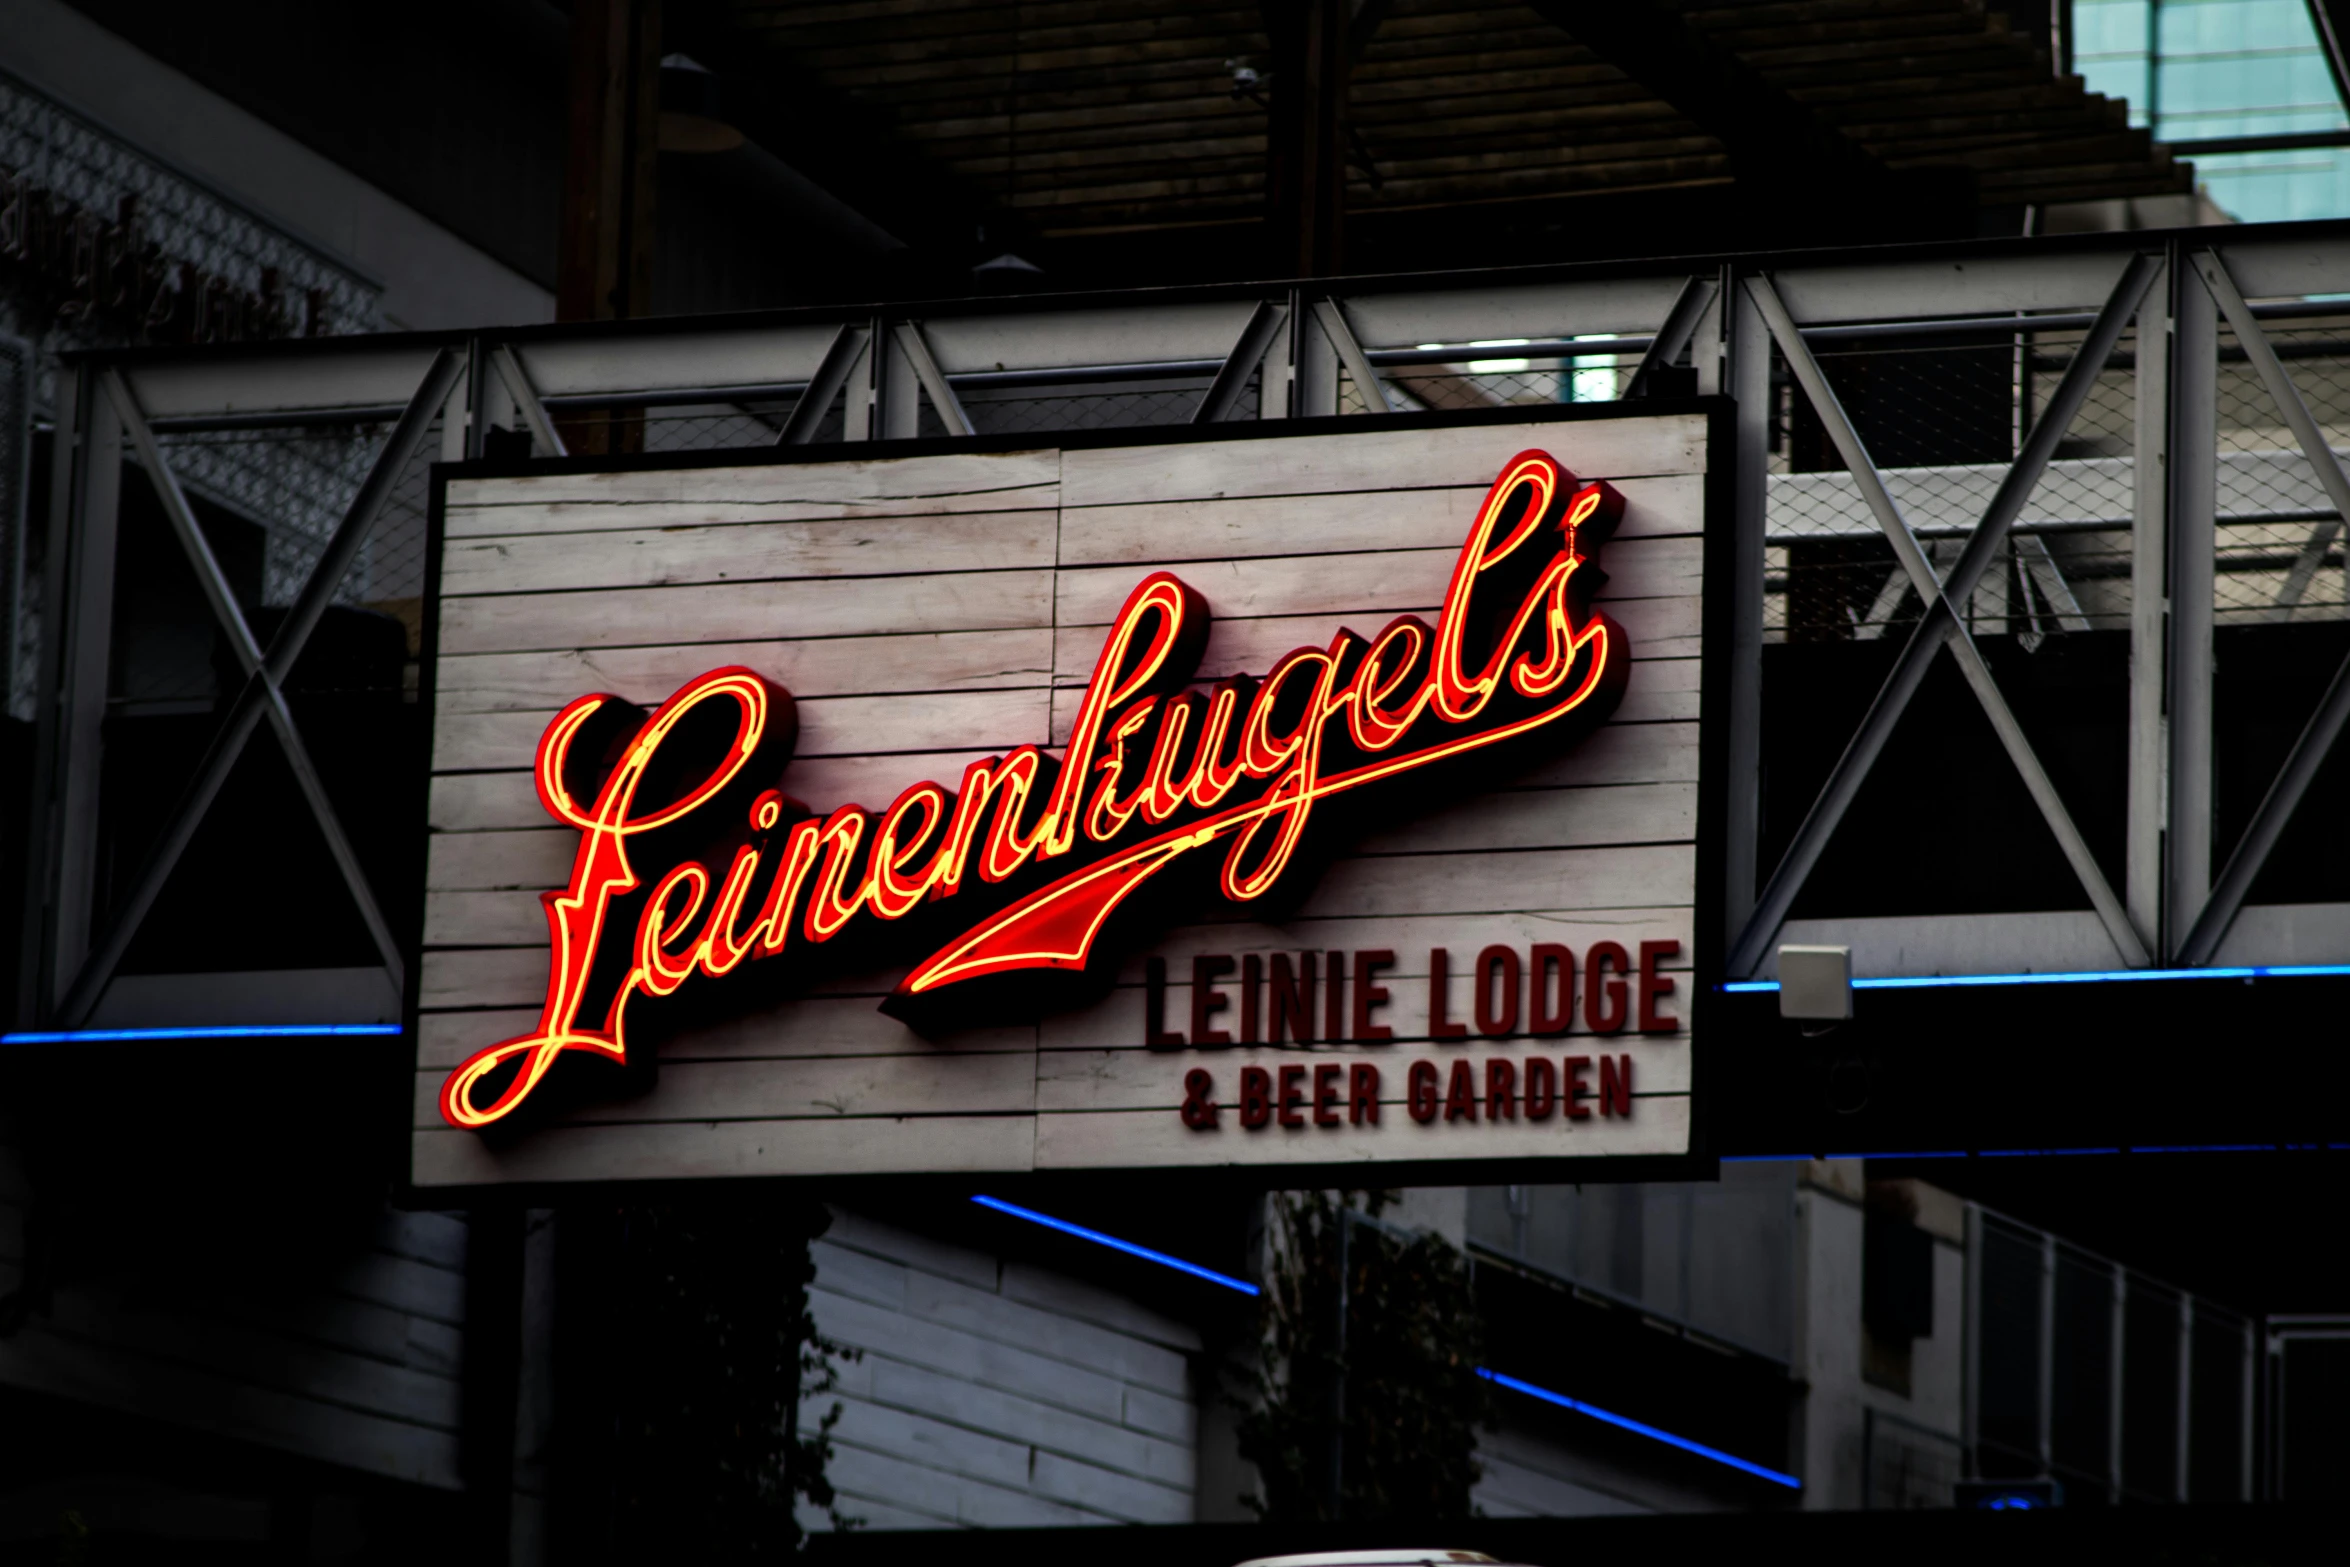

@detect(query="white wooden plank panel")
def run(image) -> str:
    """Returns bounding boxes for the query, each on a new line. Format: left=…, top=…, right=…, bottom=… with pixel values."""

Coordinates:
left=0, top=1322, right=463, bottom=1489
left=434, top=629, right=1055, bottom=714
left=433, top=686, right=1051, bottom=773
left=1034, top=1093, right=1689, bottom=1168
left=1056, top=418, right=1706, bottom=507
left=440, top=511, right=1058, bottom=595
left=428, top=748, right=1013, bottom=833
left=436, top=569, right=1056, bottom=657
left=810, top=1286, right=1166, bottom=1413
left=409, top=1049, right=1037, bottom=1129
left=424, top=779, right=1696, bottom=896
left=853, top=1356, right=1195, bottom=1488
left=411, top=1115, right=1036, bottom=1185
left=423, top=840, right=1690, bottom=948
left=420, top=417, right=1707, bottom=1183
left=12, top=1286, right=461, bottom=1431
left=1055, top=595, right=1704, bottom=686
left=1055, top=471, right=1705, bottom=566
left=422, top=721, right=1696, bottom=836
left=817, top=1396, right=1189, bottom=1521
left=417, top=903, right=1694, bottom=1041
left=1035, top=1040, right=1690, bottom=1110
left=444, top=449, right=1060, bottom=532
left=415, top=994, right=1035, bottom=1069
left=888, top=1272, right=1194, bottom=1396
left=820, top=1439, right=1116, bottom=1527
left=1049, top=535, right=1703, bottom=631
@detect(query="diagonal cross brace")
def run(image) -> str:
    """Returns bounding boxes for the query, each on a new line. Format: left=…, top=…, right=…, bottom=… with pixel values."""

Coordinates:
left=1728, top=258, right=2162, bottom=977
left=55, top=351, right=462, bottom=1027
left=2177, top=250, right=2350, bottom=962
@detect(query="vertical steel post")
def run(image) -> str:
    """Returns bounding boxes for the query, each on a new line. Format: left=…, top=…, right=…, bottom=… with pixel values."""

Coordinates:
left=1961, top=1203, right=1983, bottom=1474
left=2037, top=1232, right=2056, bottom=1476
left=880, top=320, right=922, bottom=439
left=2174, top=1295, right=2195, bottom=1501
left=2128, top=257, right=2171, bottom=949
left=2166, top=252, right=2218, bottom=955
left=1702, top=264, right=1770, bottom=956
left=1260, top=291, right=1299, bottom=420
left=2107, top=1264, right=2126, bottom=1501
left=16, top=370, right=75, bottom=1023
left=1296, top=296, right=1340, bottom=418
left=38, top=368, right=120, bottom=1016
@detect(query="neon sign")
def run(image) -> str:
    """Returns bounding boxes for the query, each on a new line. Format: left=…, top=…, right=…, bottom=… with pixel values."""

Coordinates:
left=440, top=450, right=1631, bottom=1129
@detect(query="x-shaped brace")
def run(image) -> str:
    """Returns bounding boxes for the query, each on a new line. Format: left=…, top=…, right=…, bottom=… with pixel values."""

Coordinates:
left=54, top=349, right=465, bottom=1027
left=1728, top=257, right=2163, bottom=977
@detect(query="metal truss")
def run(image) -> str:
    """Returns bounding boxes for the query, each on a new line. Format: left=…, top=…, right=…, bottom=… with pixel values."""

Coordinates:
left=22, top=227, right=2350, bottom=1028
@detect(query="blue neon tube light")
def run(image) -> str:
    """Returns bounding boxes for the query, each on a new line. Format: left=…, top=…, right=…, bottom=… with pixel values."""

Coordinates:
left=1478, top=1368, right=1802, bottom=1489
left=1, top=1023, right=404, bottom=1045
left=1720, top=961, right=2350, bottom=994
left=969, top=1195, right=1261, bottom=1295
left=973, top=1195, right=1803, bottom=1490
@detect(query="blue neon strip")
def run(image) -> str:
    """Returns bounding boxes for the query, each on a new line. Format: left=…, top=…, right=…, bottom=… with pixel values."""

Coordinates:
left=975, top=1196, right=1804, bottom=1491
left=0, top=1023, right=404, bottom=1044
left=1479, top=1368, right=1802, bottom=1489
left=970, top=1196, right=1261, bottom=1296
left=1722, top=961, right=2350, bottom=995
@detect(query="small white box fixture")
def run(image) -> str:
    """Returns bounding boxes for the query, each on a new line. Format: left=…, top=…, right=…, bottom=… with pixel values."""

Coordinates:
left=1778, top=944, right=1853, bottom=1020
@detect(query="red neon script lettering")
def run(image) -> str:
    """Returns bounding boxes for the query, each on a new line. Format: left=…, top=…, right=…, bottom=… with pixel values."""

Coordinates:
left=440, top=450, right=1628, bottom=1128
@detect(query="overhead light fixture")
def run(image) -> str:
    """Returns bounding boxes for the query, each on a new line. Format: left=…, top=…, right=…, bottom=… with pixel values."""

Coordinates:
left=659, top=54, right=744, bottom=154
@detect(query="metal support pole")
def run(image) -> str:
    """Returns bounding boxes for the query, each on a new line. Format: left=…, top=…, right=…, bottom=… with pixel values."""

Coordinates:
left=2167, top=255, right=2218, bottom=955
left=2128, top=257, right=2171, bottom=951
left=879, top=318, right=921, bottom=440
left=1311, top=299, right=1395, bottom=413
left=777, top=323, right=869, bottom=447
left=1703, top=265, right=1769, bottom=954
left=2175, top=1296, right=2195, bottom=1501
left=893, top=323, right=976, bottom=437
left=1194, top=300, right=1289, bottom=425
left=42, top=371, right=119, bottom=1012
left=1296, top=296, right=1340, bottom=418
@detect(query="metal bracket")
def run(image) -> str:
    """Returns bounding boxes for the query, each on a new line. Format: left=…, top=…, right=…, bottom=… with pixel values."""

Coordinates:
left=54, top=351, right=462, bottom=1025
left=1194, top=300, right=1291, bottom=424
left=776, top=323, right=872, bottom=446
left=492, top=345, right=568, bottom=458
left=1310, top=299, right=1396, bottom=413
left=892, top=321, right=976, bottom=436
left=1628, top=275, right=1716, bottom=398
left=1728, top=260, right=2162, bottom=976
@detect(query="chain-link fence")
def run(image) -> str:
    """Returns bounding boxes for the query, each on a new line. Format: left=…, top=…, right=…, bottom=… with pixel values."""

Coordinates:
left=1764, top=326, right=2140, bottom=649
left=2215, top=315, right=2350, bottom=623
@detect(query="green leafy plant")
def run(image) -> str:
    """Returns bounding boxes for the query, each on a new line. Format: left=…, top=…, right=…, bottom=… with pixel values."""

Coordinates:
left=1235, top=1191, right=1490, bottom=1521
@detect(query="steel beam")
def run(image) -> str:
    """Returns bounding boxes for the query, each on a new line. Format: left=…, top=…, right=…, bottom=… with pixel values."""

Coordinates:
left=776, top=323, right=869, bottom=446
left=1312, top=299, right=1395, bottom=413
left=1702, top=265, right=1769, bottom=949
left=2167, top=256, right=2219, bottom=953
left=1627, top=275, right=1714, bottom=398
left=2129, top=258, right=2171, bottom=947
left=492, top=346, right=568, bottom=458
left=1195, top=300, right=1289, bottom=424
left=893, top=323, right=976, bottom=437
left=1729, top=255, right=2162, bottom=977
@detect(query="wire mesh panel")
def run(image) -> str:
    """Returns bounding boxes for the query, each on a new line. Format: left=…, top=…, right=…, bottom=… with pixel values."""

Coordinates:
left=2213, top=316, right=2350, bottom=624
left=1765, top=326, right=2138, bottom=646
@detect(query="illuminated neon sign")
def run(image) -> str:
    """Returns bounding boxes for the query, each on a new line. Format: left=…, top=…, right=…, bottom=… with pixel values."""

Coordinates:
left=441, top=450, right=1631, bottom=1128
